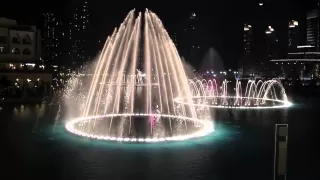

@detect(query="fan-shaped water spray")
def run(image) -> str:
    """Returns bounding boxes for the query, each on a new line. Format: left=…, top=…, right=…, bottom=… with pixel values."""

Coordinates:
left=198, top=47, right=224, bottom=73
left=64, top=9, right=213, bottom=142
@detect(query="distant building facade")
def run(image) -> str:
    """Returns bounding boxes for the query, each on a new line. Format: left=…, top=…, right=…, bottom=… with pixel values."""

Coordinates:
left=240, top=23, right=254, bottom=74
left=178, top=12, right=202, bottom=63
left=265, top=25, right=279, bottom=59
left=244, top=23, right=253, bottom=55
left=288, top=20, right=299, bottom=52
left=42, top=12, right=64, bottom=63
left=67, top=0, right=91, bottom=66
left=42, top=0, right=91, bottom=69
left=270, top=47, right=320, bottom=79
left=0, top=18, right=52, bottom=102
left=0, top=18, right=41, bottom=62
left=306, top=7, right=319, bottom=51
left=269, top=1, right=320, bottom=80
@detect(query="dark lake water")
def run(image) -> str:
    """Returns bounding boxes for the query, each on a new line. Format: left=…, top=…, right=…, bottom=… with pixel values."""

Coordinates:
left=1, top=95, right=319, bottom=180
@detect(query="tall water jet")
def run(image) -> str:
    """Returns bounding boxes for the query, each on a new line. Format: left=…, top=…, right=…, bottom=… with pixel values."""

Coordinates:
left=199, top=47, right=224, bottom=73
left=65, top=9, right=214, bottom=143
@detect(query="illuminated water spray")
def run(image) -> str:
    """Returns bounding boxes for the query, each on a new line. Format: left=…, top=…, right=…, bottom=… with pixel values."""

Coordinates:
left=175, top=79, right=292, bottom=109
left=65, top=9, right=214, bottom=142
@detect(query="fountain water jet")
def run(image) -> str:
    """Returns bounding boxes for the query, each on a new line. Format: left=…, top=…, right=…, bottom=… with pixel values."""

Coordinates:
left=174, top=78, right=292, bottom=109
left=65, top=9, right=213, bottom=142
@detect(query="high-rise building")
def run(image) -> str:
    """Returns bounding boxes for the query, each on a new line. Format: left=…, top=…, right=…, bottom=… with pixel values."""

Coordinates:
left=288, top=20, right=299, bottom=51
left=265, top=25, right=279, bottom=59
left=42, top=13, right=63, bottom=63
left=306, top=1, right=319, bottom=51
left=240, top=23, right=254, bottom=73
left=179, top=12, right=201, bottom=63
left=67, top=0, right=91, bottom=66
left=244, top=23, right=253, bottom=54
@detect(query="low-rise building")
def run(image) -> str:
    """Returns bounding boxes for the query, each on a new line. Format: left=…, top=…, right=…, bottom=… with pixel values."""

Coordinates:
left=0, top=18, right=53, bottom=103
left=270, top=46, right=320, bottom=80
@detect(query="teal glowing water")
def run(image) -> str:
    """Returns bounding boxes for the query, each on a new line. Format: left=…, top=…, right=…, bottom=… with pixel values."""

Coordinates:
left=51, top=121, right=235, bottom=150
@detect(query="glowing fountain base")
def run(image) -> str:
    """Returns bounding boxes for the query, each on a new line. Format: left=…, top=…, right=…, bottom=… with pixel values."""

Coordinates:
left=175, top=96, right=292, bottom=109
left=65, top=114, right=214, bottom=143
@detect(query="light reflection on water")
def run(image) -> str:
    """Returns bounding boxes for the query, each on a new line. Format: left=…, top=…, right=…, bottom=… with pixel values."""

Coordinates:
left=2, top=103, right=294, bottom=180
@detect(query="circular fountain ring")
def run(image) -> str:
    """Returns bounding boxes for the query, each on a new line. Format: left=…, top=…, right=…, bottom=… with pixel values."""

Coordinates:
left=174, top=96, right=292, bottom=109
left=99, top=82, right=160, bottom=87
left=65, top=113, right=214, bottom=143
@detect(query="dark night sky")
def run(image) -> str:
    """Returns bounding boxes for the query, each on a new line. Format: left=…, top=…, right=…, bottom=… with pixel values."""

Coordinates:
left=0, top=0, right=317, bottom=68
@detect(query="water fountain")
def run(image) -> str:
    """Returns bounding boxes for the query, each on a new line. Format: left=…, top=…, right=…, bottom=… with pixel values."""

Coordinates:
left=64, top=9, right=214, bottom=143
left=174, top=78, right=292, bottom=109
left=198, top=47, right=224, bottom=73
left=62, top=9, right=292, bottom=143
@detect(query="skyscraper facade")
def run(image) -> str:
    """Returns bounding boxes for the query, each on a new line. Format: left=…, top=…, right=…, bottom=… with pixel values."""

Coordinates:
left=288, top=20, right=299, bottom=52
left=42, top=13, right=63, bottom=63
left=179, top=12, right=201, bottom=63
left=244, top=23, right=253, bottom=54
left=240, top=23, right=254, bottom=72
left=68, top=0, right=91, bottom=66
left=306, top=1, right=319, bottom=51
left=265, top=25, right=279, bottom=59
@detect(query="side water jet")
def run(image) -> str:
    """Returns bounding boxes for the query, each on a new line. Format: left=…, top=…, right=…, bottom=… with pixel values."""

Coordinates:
left=64, top=9, right=214, bottom=143
left=174, top=78, right=292, bottom=109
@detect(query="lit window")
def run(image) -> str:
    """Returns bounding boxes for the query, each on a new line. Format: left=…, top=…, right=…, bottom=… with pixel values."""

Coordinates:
left=0, top=46, right=8, bottom=53
left=12, top=48, right=20, bottom=54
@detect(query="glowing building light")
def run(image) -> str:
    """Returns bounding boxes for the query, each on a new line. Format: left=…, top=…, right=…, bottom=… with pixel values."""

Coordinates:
left=297, top=45, right=314, bottom=48
left=26, top=63, right=36, bottom=67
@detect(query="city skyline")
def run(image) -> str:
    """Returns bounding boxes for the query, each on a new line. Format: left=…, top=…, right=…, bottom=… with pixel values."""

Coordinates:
left=1, top=2, right=319, bottom=180
left=0, top=0, right=318, bottom=69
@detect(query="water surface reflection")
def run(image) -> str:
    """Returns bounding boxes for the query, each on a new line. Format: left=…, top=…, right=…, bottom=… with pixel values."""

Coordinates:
left=1, top=101, right=316, bottom=180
